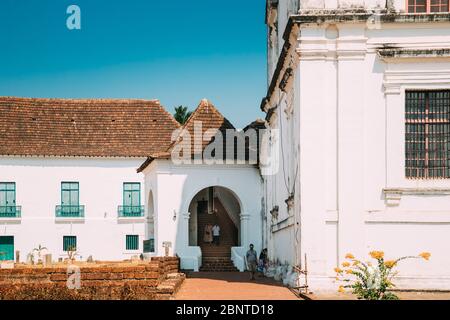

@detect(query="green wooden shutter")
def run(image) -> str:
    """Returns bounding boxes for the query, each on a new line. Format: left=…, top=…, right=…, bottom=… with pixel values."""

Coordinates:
left=0, top=236, right=14, bottom=261
left=0, top=183, right=16, bottom=217
left=61, top=182, right=79, bottom=216
left=123, top=183, right=141, bottom=216
left=126, top=235, right=139, bottom=250
left=63, top=236, right=77, bottom=251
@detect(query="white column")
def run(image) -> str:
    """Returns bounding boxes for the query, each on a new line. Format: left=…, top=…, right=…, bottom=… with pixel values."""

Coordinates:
left=182, top=212, right=191, bottom=246
left=336, top=25, right=367, bottom=263
left=240, top=213, right=250, bottom=247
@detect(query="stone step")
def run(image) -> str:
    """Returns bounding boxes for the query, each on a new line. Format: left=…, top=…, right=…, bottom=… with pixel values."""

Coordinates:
left=199, top=268, right=239, bottom=272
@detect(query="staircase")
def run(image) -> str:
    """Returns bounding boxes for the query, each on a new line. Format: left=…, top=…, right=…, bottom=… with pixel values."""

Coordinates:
left=198, top=197, right=239, bottom=272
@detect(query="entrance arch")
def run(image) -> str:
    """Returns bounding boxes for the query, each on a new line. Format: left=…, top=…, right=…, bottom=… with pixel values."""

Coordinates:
left=187, top=186, right=241, bottom=269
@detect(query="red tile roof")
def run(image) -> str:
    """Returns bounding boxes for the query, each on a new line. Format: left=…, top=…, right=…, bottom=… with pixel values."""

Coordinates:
left=165, top=98, right=235, bottom=157
left=0, top=97, right=180, bottom=157
left=137, top=99, right=261, bottom=172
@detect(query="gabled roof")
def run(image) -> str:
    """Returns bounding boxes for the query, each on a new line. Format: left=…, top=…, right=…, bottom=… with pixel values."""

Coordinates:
left=137, top=99, right=236, bottom=172
left=137, top=99, right=264, bottom=172
left=0, top=97, right=180, bottom=157
left=167, top=98, right=235, bottom=155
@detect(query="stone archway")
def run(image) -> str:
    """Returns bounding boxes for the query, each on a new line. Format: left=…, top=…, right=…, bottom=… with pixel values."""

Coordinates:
left=187, top=186, right=241, bottom=271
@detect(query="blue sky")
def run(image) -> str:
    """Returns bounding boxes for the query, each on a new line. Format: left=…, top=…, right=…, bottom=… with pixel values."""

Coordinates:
left=0, top=0, right=267, bottom=128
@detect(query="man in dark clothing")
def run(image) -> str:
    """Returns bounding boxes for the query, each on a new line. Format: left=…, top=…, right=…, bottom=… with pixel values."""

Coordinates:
left=246, top=244, right=258, bottom=280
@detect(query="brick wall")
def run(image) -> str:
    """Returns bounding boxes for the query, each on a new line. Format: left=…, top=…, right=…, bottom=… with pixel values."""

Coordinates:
left=0, top=257, right=183, bottom=300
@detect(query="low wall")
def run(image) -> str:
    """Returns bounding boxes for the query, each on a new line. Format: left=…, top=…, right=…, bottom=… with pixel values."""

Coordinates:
left=0, top=257, right=183, bottom=300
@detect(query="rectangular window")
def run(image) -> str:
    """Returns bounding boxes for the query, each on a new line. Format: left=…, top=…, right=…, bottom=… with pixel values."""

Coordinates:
left=63, top=236, right=77, bottom=251
left=120, top=183, right=142, bottom=216
left=405, top=90, right=450, bottom=179
left=0, top=183, right=18, bottom=217
left=0, top=182, right=16, bottom=206
left=407, top=0, right=449, bottom=12
left=59, top=182, right=80, bottom=216
left=126, top=235, right=139, bottom=250
left=123, top=183, right=140, bottom=207
left=430, top=0, right=449, bottom=12
left=408, top=0, right=427, bottom=12
left=61, top=182, right=79, bottom=206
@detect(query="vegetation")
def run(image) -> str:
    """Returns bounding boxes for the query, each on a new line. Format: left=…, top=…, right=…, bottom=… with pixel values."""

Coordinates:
left=66, top=245, right=78, bottom=262
left=174, top=105, right=192, bottom=124
left=32, top=244, right=48, bottom=263
left=335, top=251, right=431, bottom=300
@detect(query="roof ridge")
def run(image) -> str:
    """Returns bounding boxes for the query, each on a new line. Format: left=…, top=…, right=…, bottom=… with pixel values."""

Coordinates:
left=183, top=98, right=235, bottom=130
left=0, top=96, right=161, bottom=104
left=154, top=102, right=182, bottom=129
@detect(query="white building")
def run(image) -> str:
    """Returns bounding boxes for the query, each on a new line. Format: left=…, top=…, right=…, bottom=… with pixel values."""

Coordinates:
left=261, top=0, right=450, bottom=291
left=0, top=97, right=262, bottom=272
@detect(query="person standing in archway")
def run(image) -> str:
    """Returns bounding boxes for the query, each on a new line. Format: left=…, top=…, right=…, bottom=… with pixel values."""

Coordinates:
left=212, top=223, right=220, bottom=246
left=203, top=223, right=213, bottom=244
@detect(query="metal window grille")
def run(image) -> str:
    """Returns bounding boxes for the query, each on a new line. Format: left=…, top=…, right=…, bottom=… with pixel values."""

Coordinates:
left=408, top=0, right=427, bottom=12
left=126, top=235, right=139, bottom=250
left=63, top=236, right=77, bottom=251
left=408, top=0, right=449, bottom=12
left=405, top=90, right=450, bottom=179
left=430, top=0, right=449, bottom=12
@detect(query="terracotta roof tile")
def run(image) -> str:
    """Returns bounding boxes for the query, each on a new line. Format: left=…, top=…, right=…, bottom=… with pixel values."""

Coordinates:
left=0, top=97, right=180, bottom=157
left=138, top=99, right=261, bottom=172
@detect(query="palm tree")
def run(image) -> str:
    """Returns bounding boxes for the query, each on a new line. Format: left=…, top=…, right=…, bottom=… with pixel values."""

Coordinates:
left=174, top=106, right=192, bottom=124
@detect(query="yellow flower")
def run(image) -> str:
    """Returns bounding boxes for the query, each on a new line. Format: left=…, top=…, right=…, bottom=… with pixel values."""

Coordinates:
left=352, top=260, right=360, bottom=266
left=384, top=260, right=397, bottom=268
left=342, top=262, right=350, bottom=267
left=419, top=252, right=431, bottom=261
left=338, top=286, right=345, bottom=293
left=334, top=267, right=343, bottom=274
left=345, top=253, right=355, bottom=260
left=369, top=251, right=384, bottom=260
left=345, top=269, right=353, bottom=274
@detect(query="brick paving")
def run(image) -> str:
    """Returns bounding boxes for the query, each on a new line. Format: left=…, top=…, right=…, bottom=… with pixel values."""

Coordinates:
left=175, top=272, right=301, bottom=300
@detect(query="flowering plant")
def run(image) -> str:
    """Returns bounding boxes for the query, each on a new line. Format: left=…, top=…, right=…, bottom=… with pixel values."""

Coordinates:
left=335, top=251, right=431, bottom=300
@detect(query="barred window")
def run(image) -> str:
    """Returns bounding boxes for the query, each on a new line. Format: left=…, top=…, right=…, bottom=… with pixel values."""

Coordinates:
left=430, top=0, right=449, bottom=12
left=405, top=91, right=450, bottom=179
left=408, top=0, right=427, bottom=12
left=408, top=0, right=449, bottom=12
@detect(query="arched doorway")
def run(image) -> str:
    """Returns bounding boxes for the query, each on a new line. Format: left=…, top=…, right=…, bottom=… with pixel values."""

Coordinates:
left=145, top=190, right=155, bottom=253
left=188, top=186, right=241, bottom=271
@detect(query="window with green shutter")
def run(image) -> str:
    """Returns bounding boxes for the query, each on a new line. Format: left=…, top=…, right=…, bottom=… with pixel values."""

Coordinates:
left=119, top=183, right=143, bottom=217
left=57, top=182, right=83, bottom=217
left=0, top=183, right=20, bottom=217
left=0, top=183, right=15, bottom=206
left=126, top=235, right=139, bottom=250
left=63, top=236, right=77, bottom=251
left=123, top=183, right=140, bottom=206
left=62, top=182, right=79, bottom=206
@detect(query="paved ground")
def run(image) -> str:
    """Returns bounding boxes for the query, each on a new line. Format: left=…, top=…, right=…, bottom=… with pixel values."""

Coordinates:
left=175, top=272, right=301, bottom=300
